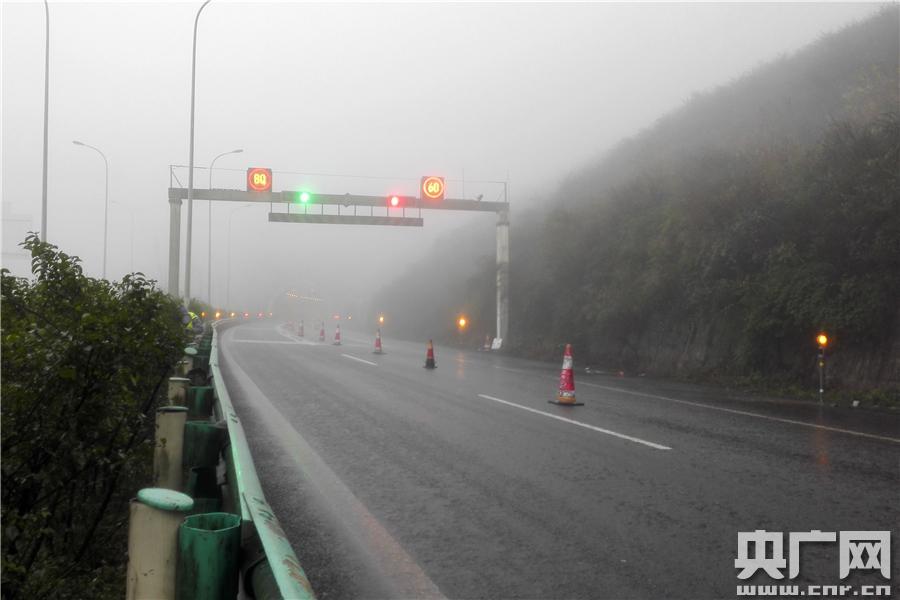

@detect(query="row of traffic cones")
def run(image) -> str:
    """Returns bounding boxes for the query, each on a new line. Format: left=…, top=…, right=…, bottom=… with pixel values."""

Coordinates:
left=288, top=321, right=580, bottom=405
left=292, top=320, right=379, bottom=353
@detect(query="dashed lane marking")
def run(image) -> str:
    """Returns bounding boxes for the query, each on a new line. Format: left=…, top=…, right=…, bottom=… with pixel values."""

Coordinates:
left=491, top=364, right=898, bottom=445
left=476, top=394, right=672, bottom=451
left=342, top=354, right=378, bottom=366
left=578, top=383, right=900, bottom=445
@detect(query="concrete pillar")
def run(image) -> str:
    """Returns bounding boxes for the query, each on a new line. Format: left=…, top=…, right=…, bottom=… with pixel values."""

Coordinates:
left=168, top=190, right=182, bottom=297
left=167, top=376, right=191, bottom=405
left=153, top=406, right=188, bottom=491
left=126, top=487, right=193, bottom=599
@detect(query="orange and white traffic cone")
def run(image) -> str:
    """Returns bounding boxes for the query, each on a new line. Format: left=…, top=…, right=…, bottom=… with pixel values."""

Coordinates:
left=318, top=323, right=326, bottom=342
left=298, top=320, right=304, bottom=337
left=333, top=324, right=342, bottom=345
left=424, top=340, right=436, bottom=369
left=549, top=344, right=583, bottom=406
left=373, top=329, right=384, bottom=354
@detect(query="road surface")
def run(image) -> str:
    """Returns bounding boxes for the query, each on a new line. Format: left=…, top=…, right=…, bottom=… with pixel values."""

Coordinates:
left=217, top=319, right=898, bottom=599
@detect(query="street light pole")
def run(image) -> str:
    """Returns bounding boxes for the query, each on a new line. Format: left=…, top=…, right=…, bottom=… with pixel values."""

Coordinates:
left=41, top=0, right=50, bottom=242
left=185, top=0, right=214, bottom=304
left=72, top=141, right=109, bottom=279
left=208, top=148, right=242, bottom=305
left=226, top=203, right=253, bottom=309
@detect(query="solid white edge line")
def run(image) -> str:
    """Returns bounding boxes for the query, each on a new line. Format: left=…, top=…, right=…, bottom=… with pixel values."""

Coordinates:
left=477, top=394, right=672, bottom=451
left=342, top=353, right=378, bottom=367
left=580, top=383, right=900, bottom=445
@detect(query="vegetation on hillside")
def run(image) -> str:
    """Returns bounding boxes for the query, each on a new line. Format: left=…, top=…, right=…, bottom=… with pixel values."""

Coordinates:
left=1, top=235, right=186, bottom=598
left=373, top=7, right=900, bottom=390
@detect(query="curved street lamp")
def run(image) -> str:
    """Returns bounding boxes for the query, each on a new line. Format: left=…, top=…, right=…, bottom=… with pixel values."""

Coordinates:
left=72, top=140, right=109, bottom=279
left=185, top=0, right=214, bottom=304
left=41, top=0, right=50, bottom=242
left=207, top=148, right=242, bottom=304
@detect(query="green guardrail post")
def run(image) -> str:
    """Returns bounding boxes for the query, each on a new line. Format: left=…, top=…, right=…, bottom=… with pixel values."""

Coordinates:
left=187, top=386, right=215, bottom=420
left=186, top=466, right=222, bottom=514
left=176, top=512, right=241, bottom=600
left=183, top=421, right=225, bottom=470
left=126, top=488, right=194, bottom=599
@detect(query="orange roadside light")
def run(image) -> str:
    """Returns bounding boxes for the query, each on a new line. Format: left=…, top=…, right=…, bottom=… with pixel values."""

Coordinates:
left=457, top=316, right=468, bottom=329
left=816, top=333, right=828, bottom=348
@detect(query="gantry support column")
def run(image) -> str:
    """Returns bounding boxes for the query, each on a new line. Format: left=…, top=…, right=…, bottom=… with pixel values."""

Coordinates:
left=496, top=207, right=509, bottom=346
left=168, top=190, right=182, bottom=297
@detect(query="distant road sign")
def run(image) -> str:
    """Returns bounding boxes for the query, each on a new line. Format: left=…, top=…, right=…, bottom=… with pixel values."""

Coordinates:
left=420, top=176, right=445, bottom=201
left=247, top=167, right=272, bottom=192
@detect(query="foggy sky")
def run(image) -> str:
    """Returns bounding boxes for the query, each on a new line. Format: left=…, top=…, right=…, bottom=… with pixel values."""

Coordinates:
left=1, top=1, right=880, bottom=312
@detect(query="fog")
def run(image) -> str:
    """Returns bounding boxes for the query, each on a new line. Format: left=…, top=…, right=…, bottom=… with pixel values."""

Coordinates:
left=1, top=1, right=878, bottom=314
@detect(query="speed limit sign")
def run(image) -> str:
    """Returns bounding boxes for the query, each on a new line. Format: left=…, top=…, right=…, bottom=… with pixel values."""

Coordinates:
left=420, top=176, right=445, bottom=201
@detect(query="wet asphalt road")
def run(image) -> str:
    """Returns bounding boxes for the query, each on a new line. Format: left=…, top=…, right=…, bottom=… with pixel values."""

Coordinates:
left=217, top=320, right=899, bottom=600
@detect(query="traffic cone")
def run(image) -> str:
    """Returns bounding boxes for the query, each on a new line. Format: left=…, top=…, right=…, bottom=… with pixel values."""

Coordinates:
left=318, top=323, right=325, bottom=342
left=333, top=324, right=342, bottom=345
left=549, top=344, right=583, bottom=406
left=373, top=329, right=384, bottom=354
left=298, top=320, right=304, bottom=337
left=424, top=340, right=436, bottom=369
left=482, top=335, right=492, bottom=351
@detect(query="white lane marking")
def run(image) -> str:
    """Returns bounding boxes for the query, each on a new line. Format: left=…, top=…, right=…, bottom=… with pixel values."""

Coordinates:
left=232, top=339, right=301, bottom=345
left=580, top=383, right=900, bottom=445
left=273, top=324, right=320, bottom=346
left=493, top=365, right=531, bottom=374
left=476, top=394, right=671, bottom=451
left=489, top=363, right=898, bottom=444
left=342, top=354, right=378, bottom=366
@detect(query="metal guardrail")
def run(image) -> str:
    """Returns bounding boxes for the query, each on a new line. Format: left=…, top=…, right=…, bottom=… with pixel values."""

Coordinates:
left=209, top=322, right=316, bottom=600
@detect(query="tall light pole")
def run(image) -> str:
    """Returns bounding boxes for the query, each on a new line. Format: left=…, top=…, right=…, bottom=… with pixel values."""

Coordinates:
left=226, top=203, right=253, bottom=309
left=208, top=148, right=242, bottom=305
left=185, top=0, right=214, bottom=304
left=72, top=140, right=109, bottom=279
left=41, top=0, right=50, bottom=242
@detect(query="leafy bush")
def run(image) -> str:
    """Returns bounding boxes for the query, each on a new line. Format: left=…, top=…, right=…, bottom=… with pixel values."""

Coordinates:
left=1, top=235, right=186, bottom=599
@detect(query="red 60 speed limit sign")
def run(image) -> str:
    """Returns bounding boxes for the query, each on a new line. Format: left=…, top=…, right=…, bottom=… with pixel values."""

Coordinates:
left=420, top=176, right=445, bottom=201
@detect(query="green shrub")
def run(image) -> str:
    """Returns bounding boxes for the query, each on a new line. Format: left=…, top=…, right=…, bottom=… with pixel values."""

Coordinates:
left=1, top=235, right=186, bottom=599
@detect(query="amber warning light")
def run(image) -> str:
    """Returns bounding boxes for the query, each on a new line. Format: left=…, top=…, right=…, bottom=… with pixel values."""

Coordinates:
left=247, top=167, right=272, bottom=192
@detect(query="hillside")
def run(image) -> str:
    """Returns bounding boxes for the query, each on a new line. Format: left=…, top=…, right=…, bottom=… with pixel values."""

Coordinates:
left=373, top=7, right=900, bottom=390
